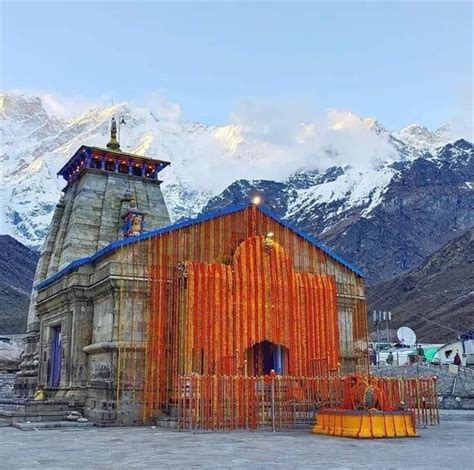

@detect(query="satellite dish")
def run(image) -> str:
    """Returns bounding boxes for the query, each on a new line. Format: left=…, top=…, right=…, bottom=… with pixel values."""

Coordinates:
left=397, top=326, right=417, bottom=346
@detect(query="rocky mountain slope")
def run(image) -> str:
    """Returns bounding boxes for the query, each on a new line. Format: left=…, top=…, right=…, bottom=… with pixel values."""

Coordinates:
left=204, top=140, right=473, bottom=283
left=2, top=92, right=472, bottom=285
left=367, top=228, right=474, bottom=343
left=0, top=236, right=38, bottom=334
left=322, top=140, right=473, bottom=282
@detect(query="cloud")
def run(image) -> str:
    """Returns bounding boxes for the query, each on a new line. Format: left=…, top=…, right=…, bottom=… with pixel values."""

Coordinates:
left=228, top=100, right=318, bottom=147
left=165, top=100, right=401, bottom=196
left=40, top=93, right=109, bottom=119
left=146, top=92, right=182, bottom=121
left=449, top=83, right=474, bottom=140
left=217, top=101, right=397, bottom=182
left=37, top=90, right=182, bottom=122
left=4, top=89, right=406, bottom=195
left=33, top=91, right=400, bottom=176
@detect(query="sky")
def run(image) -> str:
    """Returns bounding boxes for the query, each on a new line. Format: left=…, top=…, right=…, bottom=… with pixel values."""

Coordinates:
left=2, top=1, right=473, bottom=130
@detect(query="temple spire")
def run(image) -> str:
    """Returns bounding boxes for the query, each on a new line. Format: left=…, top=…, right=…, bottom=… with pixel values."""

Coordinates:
left=106, top=117, right=121, bottom=151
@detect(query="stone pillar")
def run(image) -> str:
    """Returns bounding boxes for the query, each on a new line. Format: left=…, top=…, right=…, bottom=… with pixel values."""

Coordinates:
left=67, top=291, right=93, bottom=397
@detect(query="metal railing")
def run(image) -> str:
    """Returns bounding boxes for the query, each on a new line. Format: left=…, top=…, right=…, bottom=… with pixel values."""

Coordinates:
left=176, top=374, right=439, bottom=431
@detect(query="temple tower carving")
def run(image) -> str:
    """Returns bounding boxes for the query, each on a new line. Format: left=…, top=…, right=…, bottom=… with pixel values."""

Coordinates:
left=16, top=120, right=171, bottom=395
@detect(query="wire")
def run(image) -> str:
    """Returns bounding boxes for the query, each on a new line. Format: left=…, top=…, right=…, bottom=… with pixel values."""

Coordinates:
left=369, top=290, right=459, bottom=335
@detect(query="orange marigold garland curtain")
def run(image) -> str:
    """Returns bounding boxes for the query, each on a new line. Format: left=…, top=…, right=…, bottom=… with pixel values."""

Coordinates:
left=141, top=209, right=359, bottom=420
left=178, top=236, right=340, bottom=380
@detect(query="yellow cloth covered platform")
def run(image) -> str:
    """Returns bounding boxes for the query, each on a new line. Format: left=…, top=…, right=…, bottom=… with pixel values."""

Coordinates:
left=313, top=409, right=417, bottom=438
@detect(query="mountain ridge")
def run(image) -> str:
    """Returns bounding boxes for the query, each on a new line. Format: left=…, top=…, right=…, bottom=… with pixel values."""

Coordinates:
left=1, top=90, right=464, bottom=248
left=1, top=91, right=473, bottom=339
left=204, top=139, right=473, bottom=283
left=1, top=91, right=473, bottom=285
left=367, top=228, right=474, bottom=343
left=0, top=235, right=39, bottom=334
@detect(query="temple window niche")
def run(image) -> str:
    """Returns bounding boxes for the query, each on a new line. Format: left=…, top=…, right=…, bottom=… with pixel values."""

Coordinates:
left=91, top=156, right=102, bottom=169
left=82, top=154, right=162, bottom=180
left=105, top=158, right=115, bottom=171
left=118, top=160, right=128, bottom=174
left=59, top=150, right=168, bottom=185
left=145, top=165, right=156, bottom=178
left=132, top=163, right=143, bottom=177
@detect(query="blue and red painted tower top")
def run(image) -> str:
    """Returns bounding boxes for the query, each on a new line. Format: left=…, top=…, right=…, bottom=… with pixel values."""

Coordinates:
left=57, top=118, right=170, bottom=187
left=57, top=145, right=170, bottom=187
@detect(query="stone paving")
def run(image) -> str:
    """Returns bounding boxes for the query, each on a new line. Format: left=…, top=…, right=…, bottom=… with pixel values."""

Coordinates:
left=1, top=421, right=472, bottom=469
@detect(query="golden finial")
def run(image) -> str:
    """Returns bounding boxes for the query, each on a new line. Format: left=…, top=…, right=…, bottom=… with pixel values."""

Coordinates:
left=106, top=117, right=121, bottom=150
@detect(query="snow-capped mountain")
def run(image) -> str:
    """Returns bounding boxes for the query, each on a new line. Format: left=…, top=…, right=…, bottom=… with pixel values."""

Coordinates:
left=204, top=139, right=473, bottom=283
left=393, top=123, right=472, bottom=153
left=0, top=91, right=470, bottom=265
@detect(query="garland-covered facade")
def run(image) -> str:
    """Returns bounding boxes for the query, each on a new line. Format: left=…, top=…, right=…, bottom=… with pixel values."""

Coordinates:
left=141, top=204, right=368, bottom=420
left=19, top=137, right=369, bottom=425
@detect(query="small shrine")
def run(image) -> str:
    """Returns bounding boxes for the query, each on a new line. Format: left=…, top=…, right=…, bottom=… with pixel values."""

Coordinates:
left=122, top=194, right=146, bottom=237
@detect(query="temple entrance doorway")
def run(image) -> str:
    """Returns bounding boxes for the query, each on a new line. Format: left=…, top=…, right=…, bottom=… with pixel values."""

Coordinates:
left=245, top=341, right=288, bottom=376
left=49, top=325, right=62, bottom=388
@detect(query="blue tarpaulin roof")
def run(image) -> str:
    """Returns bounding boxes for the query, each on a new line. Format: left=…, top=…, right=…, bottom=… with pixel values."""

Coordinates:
left=35, top=202, right=364, bottom=290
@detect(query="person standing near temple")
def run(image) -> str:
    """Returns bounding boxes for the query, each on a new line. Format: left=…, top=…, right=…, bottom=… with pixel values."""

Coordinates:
left=369, top=348, right=377, bottom=366
left=454, top=351, right=462, bottom=366
left=386, top=351, right=394, bottom=366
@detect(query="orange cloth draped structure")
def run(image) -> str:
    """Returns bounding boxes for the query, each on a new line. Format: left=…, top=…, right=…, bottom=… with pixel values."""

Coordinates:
left=114, top=205, right=368, bottom=420
left=110, top=205, right=441, bottom=430
left=179, top=237, right=340, bottom=378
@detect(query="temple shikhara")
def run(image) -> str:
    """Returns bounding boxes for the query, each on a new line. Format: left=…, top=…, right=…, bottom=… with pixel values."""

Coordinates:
left=13, top=120, right=438, bottom=432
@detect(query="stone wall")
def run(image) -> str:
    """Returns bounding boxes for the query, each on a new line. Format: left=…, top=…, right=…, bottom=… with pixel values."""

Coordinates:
left=0, top=373, right=16, bottom=398
left=56, top=169, right=170, bottom=272
left=0, top=335, right=25, bottom=372
left=373, top=364, right=474, bottom=409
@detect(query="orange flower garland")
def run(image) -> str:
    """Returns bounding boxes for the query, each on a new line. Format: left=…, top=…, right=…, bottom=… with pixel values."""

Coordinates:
left=137, top=205, right=368, bottom=419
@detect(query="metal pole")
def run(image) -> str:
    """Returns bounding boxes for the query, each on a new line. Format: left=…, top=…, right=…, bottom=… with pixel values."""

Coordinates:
left=376, top=312, right=381, bottom=366
left=189, top=377, right=193, bottom=431
left=177, top=376, right=181, bottom=431
left=271, top=371, right=276, bottom=432
left=376, top=312, right=381, bottom=350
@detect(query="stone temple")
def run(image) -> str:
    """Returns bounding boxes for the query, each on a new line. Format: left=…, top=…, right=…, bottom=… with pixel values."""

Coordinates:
left=14, top=119, right=369, bottom=426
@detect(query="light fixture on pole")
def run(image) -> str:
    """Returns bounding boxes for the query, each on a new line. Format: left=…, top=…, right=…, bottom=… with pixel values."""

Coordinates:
left=118, top=116, right=127, bottom=144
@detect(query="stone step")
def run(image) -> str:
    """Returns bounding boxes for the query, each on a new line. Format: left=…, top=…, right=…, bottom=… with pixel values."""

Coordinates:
left=0, top=408, right=73, bottom=422
left=0, top=417, right=12, bottom=427
left=156, top=416, right=178, bottom=429
left=0, top=399, right=75, bottom=411
left=439, top=410, right=474, bottom=422
left=12, top=420, right=94, bottom=431
left=0, top=399, right=85, bottom=423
